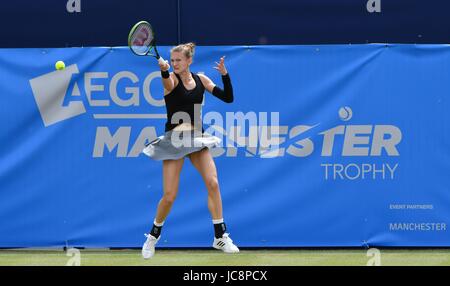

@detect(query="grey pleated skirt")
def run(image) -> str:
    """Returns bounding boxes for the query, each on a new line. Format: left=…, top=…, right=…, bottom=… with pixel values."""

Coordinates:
left=142, top=129, right=221, bottom=161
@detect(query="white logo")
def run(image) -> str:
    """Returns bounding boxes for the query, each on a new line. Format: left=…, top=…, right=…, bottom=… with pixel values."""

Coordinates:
left=367, top=0, right=381, bottom=13
left=29, top=68, right=402, bottom=163
left=29, top=64, right=86, bottom=127
left=66, top=248, right=81, bottom=266
left=67, top=0, right=81, bottom=13
left=29, top=67, right=166, bottom=127
left=338, top=106, right=353, bottom=121
left=366, top=248, right=381, bottom=266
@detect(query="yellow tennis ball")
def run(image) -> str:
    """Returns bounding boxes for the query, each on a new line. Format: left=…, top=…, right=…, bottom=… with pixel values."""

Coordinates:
left=55, top=61, right=66, bottom=70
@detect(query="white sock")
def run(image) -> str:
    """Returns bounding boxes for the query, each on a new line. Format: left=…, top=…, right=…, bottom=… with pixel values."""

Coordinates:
left=212, top=218, right=224, bottom=224
left=154, top=220, right=164, bottom=227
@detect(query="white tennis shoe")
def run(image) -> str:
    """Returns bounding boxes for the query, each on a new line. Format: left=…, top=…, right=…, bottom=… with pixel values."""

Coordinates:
left=213, top=233, right=239, bottom=253
left=142, top=233, right=160, bottom=259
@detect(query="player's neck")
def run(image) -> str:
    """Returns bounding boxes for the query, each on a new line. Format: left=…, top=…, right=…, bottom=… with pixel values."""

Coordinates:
left=178, top=70, right=192, bottom=81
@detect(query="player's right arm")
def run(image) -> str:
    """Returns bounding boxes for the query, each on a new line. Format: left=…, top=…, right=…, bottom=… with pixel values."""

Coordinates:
left=159, top=60, right=175, bottom=95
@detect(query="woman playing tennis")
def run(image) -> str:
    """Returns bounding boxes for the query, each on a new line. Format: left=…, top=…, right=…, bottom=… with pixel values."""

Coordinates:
left=141, top=43, right=239, bottom=259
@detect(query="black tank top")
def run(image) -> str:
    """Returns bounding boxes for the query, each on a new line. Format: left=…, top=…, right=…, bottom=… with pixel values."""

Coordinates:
left=164, top=72, right=205, bottom=132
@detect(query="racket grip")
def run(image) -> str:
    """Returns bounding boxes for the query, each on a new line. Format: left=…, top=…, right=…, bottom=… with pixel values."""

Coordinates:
left=158, top=57, right=165, bottom=65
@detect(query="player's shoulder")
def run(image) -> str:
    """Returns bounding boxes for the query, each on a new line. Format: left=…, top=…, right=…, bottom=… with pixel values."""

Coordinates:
left=197, top=73, right=212, bottom=82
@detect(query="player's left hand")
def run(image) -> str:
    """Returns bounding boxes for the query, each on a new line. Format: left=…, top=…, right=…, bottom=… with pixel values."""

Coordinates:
left=214, top=56, right=228, bottom=76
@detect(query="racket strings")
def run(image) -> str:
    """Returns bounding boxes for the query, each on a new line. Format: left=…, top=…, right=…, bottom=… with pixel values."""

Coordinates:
left=130, top=24, right=154, bottom=55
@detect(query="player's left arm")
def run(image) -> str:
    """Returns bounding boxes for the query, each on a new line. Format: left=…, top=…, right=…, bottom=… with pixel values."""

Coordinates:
left=199, top=56, right=234, bottom=103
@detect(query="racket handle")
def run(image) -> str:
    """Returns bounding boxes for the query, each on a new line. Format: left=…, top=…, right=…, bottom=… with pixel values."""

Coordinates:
left=158, top=57, right=165, bottom=65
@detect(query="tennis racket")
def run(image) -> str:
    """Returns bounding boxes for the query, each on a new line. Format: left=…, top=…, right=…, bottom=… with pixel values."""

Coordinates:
left=128, top=20, right=165, bottom=65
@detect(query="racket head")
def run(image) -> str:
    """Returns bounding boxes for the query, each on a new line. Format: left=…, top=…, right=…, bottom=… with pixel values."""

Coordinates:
left=128, top=21, right=158, bottom=57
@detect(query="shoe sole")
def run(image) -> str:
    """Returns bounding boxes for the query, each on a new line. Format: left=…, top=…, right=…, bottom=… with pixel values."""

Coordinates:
left=142, top=254, right=154, bottom=259
left=213, top=245, right=239, bottom=253
left=142, top=250, right=155, bottom=259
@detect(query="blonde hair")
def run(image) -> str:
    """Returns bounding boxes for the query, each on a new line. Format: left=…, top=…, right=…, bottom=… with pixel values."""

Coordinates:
left=171, top=42, right=196, bottom=58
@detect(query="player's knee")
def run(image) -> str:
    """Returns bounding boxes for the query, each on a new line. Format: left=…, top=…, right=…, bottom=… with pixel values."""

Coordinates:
left=162, top=192, right=177, bottom=205
left=206, top=177, right=219, bottom=192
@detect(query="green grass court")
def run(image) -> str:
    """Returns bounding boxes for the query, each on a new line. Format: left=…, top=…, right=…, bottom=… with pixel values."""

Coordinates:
left=1, top=249, right=449, bottom=266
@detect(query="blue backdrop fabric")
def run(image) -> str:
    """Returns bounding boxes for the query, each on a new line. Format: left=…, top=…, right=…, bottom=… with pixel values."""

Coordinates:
left=0, top=44, right=449, bottom=247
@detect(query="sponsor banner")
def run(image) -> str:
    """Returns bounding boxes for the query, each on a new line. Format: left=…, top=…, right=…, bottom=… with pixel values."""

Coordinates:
left=0, top=45, right=449, bottom=247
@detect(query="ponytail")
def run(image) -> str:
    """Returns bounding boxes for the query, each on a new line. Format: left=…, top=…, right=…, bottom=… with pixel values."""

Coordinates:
left=171, top=42, right=196, bottom=58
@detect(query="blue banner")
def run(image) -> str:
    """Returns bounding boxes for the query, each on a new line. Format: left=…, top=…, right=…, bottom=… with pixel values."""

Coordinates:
left=0, top=45, right=449, bottom=247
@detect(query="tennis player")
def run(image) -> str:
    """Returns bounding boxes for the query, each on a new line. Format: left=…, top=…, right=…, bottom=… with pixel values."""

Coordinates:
left=141, top=43, right=239, bottom=259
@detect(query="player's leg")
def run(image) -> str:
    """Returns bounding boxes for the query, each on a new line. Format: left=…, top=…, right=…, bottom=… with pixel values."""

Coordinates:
left=189, top=148, right=222, bottom=219
left=142, top=157, right=184, bottom=259
left=155, top=157, right=185, bottom=223
left=188, top=148, right=239, bottom=253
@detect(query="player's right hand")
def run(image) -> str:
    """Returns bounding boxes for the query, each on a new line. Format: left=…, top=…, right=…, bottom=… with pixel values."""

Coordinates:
left=159, top=60, right=170, bottom=71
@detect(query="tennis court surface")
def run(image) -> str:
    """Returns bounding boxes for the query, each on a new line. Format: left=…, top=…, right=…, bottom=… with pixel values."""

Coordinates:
left=1, top=249, right=449, bottom=266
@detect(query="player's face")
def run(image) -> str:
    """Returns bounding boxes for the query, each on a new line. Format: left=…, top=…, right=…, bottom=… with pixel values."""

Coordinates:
left=171, top=51, right=192, bottom=73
